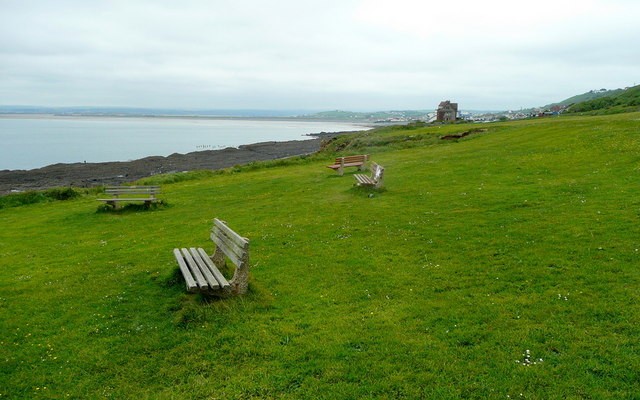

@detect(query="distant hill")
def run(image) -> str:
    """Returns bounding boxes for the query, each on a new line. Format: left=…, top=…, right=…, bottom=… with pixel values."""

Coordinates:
left=0, top=106, right=315, bottom=118
left=550, top=88, right=624, bottom=108
left=565, top=85, right=640, bottom=114
left=0, top=105, right=434, bottom=122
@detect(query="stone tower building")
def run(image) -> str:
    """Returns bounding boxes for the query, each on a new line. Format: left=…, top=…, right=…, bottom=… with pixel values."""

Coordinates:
left=436, top=100, right=458, bottom=122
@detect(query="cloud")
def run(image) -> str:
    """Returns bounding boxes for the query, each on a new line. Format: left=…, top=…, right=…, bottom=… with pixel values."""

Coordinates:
left=1, top=0, right=638, bottom=110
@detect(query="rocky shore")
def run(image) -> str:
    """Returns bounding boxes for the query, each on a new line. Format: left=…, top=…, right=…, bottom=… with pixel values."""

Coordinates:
left=0, top=134, right=339, bottom=195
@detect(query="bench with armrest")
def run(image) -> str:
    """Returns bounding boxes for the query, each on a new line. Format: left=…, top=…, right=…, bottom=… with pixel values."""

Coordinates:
left=173, top=218, right=250, bottom=295
left=354, top=162, right=385, bottom=189
left=327, top=154, right=369, bottom=175
left=97, top=186, right=161, bottom=208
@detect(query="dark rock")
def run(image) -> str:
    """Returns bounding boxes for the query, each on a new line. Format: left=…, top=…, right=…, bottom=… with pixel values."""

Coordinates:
left=0, top=138, right=325, bottom=194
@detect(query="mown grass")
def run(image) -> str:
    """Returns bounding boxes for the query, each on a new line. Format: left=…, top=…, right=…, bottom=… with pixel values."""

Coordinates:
left=1, top=113, right=639, bottom=398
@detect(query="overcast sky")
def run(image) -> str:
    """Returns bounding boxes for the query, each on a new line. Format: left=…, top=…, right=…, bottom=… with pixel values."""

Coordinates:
left=1, top=0, right=638, bottom=111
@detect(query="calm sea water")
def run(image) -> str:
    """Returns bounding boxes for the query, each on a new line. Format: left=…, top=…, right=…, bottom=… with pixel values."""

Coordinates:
left=0, top=116, right=367, bottom=170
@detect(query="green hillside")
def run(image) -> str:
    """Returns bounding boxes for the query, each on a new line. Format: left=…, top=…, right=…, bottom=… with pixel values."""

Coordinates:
left=550, top=88, right=624, bottom=108
left=566, top=85, right=640, bottom=114
left=1, top=113, right=640, bottom=398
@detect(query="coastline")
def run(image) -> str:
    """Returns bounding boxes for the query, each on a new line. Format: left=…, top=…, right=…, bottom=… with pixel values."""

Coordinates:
left=0, top=132, right=347, bottom=195
left=0, top=113, right=368, bottom=124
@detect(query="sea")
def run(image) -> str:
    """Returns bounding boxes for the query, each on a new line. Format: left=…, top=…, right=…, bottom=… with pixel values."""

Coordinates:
left=0, top=115, right=368, bottom=171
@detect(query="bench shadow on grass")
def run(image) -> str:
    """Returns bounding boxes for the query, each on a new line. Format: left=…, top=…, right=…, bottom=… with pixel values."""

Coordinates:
left=326, top=173, right=354, bottom=180
left=96, top=200, right=170, bottom=213
left=349, top=184, right=386, bottom=198
left=160, top=266, right=274, bottom=328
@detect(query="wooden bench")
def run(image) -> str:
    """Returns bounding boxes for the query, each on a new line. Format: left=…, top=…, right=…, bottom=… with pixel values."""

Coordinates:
left=173, top=218, right=250, bottom=295
left=354, top=162, right=385, bottom=189
left=327, top=154, right=369, bottom=176
left=97, top=186, right=161, bottom=208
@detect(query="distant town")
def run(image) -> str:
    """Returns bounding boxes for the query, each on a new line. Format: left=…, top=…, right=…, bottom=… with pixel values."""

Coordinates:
left=1, top=86, right=636, bottom=124
left=317, top=106, right=568, bottom=125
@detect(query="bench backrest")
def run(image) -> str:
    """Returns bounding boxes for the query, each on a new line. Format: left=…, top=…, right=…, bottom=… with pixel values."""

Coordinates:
left=371, top=162, right=384, bottom=183
left=335, top=154, right=368, bottom=164
left=105, top=186, right=161, bottom=196
left=210, top=218, right=250, bottom=294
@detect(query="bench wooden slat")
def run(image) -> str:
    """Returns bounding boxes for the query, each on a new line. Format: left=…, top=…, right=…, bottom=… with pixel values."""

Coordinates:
left=342, top=156, right=366, bottom=162
left=105, top=188, right=160, bottom=193
left=179, top=248, right=209, bottom=289
left=212, top=218, right=249, bottom=263
left=105, top=188, right=160, bottom=196
left=210, top=229, right=248, bottom=265
left=197, top=248, right=230, bottom=289
left=355, top=175, right=373, bottom=184
left=98, top=185, right=161, bottom=207
left=328, top=163, right=364, bottom=170
left=188, top=248, right=221, bottom=290
left=210, top=234, right=246, bottom=268
left=327, top=155, right=368, bottom=164
left=354, top=162, right=384, bottom=188
left=327, top=154, right=369, bottom=175
left=105, top=185, right=160, bottom=190
left=97, top=198, right=157, bottom=202
left=214, top=219, right=249, bottom=247
left=173, top=248, right=199, bottom=292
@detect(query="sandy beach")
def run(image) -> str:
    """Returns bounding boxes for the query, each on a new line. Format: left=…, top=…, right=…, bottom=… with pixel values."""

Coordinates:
left=0, top=134, right=339, bottom=195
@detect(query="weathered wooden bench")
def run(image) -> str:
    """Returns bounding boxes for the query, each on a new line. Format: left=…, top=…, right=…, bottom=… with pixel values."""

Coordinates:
left=173, top=218, right=250, bottom=295
left=354, top=162, right=385, bottom=189
left=97, top=186, right=161, bottom=208
left=327, top=154, right=369, bottom=176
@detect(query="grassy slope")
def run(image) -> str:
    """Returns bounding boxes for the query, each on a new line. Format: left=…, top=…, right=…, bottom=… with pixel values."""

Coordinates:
left=549, top=88, right=624, bottom=108
left=1, top=114, right=639, bottom=399
left=567, top=85, right=640, bottom=115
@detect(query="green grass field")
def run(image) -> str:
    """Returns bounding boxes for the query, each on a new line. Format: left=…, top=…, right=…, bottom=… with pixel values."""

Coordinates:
left=1, top=113, right=639, bottom=399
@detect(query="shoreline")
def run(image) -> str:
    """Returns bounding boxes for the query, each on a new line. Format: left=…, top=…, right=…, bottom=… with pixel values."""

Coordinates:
left=0, top=113, right=369, bottom=124
left=0, top=132, right=349, bottom=195
left=0, top=113, right=375, bottom=172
